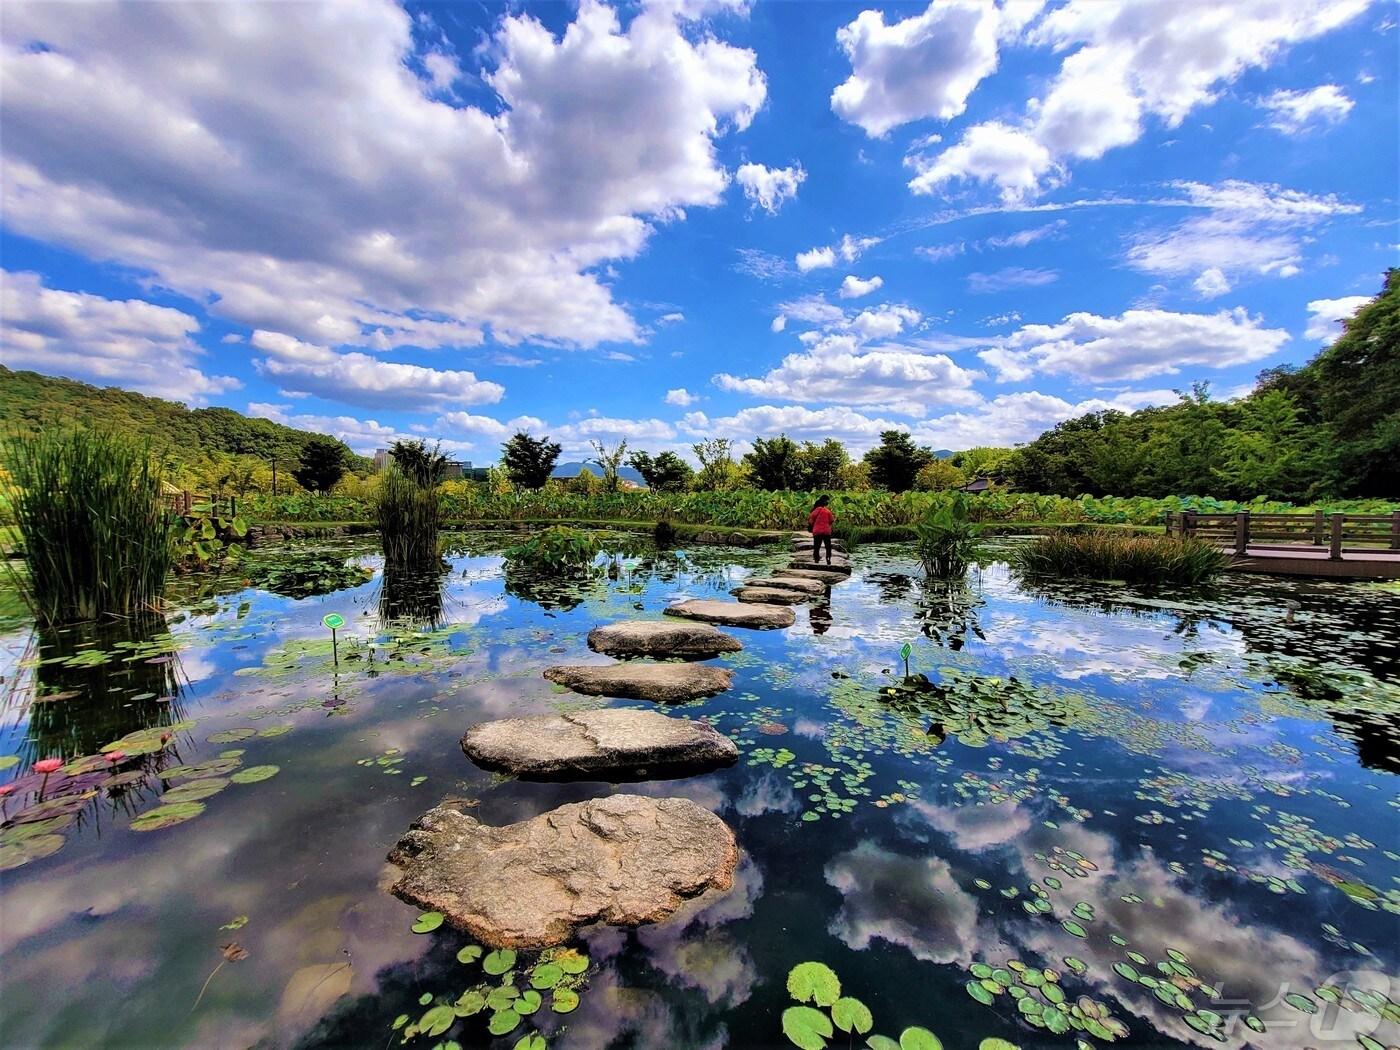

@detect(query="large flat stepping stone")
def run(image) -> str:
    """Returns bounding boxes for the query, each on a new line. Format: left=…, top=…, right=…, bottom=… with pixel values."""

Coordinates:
left=543, top=662, right=733, bottom=702
left=774, top=567, right=851, bottom=584
left=743, top=576, right=826, bottom=595
left=664, top=598, right=796, bottom=629
left=387, top=795, right=738, bottom=948
left=731, top=586, right=810, bottom=605
left=461, top=709, right=738, bottom=781
left=588, top=620, right=742, bottom=659
left=788, top=558, right=851, bottom=575
left=790, top=537, right=846, bottom=552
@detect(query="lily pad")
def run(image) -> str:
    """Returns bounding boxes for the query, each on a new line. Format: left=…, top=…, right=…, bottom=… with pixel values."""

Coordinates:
left=551, top=988, right=579, bottom=1013
left=788, top=962, right=841, bottom=1007
left=487, top=1009, right=521, bottom=1035
left=130, top=801, right=205, bottom=831
left=556, top=948, right=589, bottom=974
left=162, top=778, right=230, bottom=804
left=456, top=945, right=483, bottom=965
left=230, top=765, right=279, bottom=784
left=514, top=990, right=542, bottom=1015
left=411, top=911, right=444, bottom=933
left=530, top=963, right=563, bottom=989
left=483, top=949, right=517, bottom=975
left=832, top=996, right=873, bottom=1034
left=899, top=1027, right=942, bottom=1050
left=0, top=832, right=65, bottom=870
left=207, top=728, right=256, bottom=744
left=419, top=1004, right=455, bottom=1037
left=160, top=758, right=240, bottom=781
left=782, top=1006, right=833, bottom=1050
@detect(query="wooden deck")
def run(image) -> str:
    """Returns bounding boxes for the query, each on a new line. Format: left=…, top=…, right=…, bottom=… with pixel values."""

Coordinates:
left=1167, top=511, right=1400, bottom=579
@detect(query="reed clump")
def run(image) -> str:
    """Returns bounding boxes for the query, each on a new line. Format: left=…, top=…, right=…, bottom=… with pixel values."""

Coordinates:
left=3, top=430, right=173, bottom=625
left=375, top=467, right=440, bottom=568
left=1011, top=531, right=1227, bottom=585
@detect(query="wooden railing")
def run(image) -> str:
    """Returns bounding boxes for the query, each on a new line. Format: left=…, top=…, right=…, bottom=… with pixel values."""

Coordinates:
left=161, top=491, right=239, bottom=518
left=1168, top=511, right=1400, bottom=560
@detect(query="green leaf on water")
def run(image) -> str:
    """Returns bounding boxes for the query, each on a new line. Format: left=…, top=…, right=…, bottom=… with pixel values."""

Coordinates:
left=162, top=778, right=229, bottom=804
left=483, top=948, right=517, bottom=975
left=207, top=728, right=256, bottom=744
left=967, top=981, right=995, bottom=1006
left=514, top=1035, right=546, bottom=1050
left=453, top=990, right=485, bottom=1017
left=514, top=990, right=542, bottom=1015
left=556, top=948, right=589, bottom=974
left=832, top=997, right=873, bottom=1034
left=0, top=755, right=19, bottom=770
left=978, top=1040, right=1020, bottom=1050
left=230, top=764, right=279, bottom=784
left=487, top=1010, right=521, bottom=1036
left=419, top=1004, right=454, bottom=1037
left=391, top=1014, right=408, bottom=1030
left=866, top=1038, right=900, bottom=1050
left=456, top=945, right=483, bottom=964
left=1061, top=920, right=1087, bottom=938
left=418, top=992, right=432, bottom=1005
left=782, top=1006, right=833, bottom=1050
left=530, top=962, right=563, bottom=989
left=899, top=1027, right=942, bottom=1050
left=0, top=832, right=65, bottom=870
left=130, top=801, right=205, bottom=831
left=787, top=961, right=841, bottom=1006
left=411, top=911, right=444, bottom=933
left=551, top=988, right=579, bottom=1014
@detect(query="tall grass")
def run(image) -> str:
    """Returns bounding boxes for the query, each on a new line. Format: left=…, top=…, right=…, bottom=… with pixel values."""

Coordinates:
left=1011, top=532, right=1227, bottom=585
left=375, top=467, right=440, bottom=567
left=2, top=431, right=174, bottom=625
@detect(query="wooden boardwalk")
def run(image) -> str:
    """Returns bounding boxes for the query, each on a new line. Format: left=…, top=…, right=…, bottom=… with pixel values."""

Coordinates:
left=1168, top=511, right=1400, bottom=579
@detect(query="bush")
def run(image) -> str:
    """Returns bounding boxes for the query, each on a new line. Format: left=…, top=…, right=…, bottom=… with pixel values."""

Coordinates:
left=2, top=430, right=174, bottom=624
left=1011, top=532, right=1227, bottom=585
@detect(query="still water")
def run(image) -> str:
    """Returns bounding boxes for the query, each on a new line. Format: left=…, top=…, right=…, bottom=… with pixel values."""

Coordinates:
left=1, top=533, right=1397, bottom=1050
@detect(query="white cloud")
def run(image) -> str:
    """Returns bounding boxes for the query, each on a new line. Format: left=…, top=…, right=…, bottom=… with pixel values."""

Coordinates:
left=837, top=234, right=881, bottom=262
left=249, top=404, right=476, bottom=457
left=979, top=306, right=1289, bottom=383
left=249, top=328, right=504, bottom=410
left=1259, top=84, right=1354, bottom=133
left=1192, top=267, right=1232, bottom=298
left=735, top=162, right=806, bottom=214
left=665, top=387, right=700, bottom=406
left=775, top=295, right=846, bottom=327
left=795, top=246, right=837, bottom=272
left=0, top=270, right=239, bottom=402
left=1303, top=295, right=1370, bottom=342
left=734, top=248, right=793, bottom=280
left=850, top=303, right=921, bottom=339
left=770, top=315, right=788, bottom=333
left=967, top=267, right=1058, bottom=293
left=0, top=0, right=766, bottom=353
left=916, top=242, right=966, bottom=262
left=1173, top=179, right=1361, bottom=221
left=911, top=0, right=1370, bottom=199
left=830, top=0, right=1009, bottom=137
left=981, top=311, right=1021, bottom=326
left=435, top=411, right=548, bottom=439
left=985, top=219, right=1066, bottom=248
left=658, top=312, right=685, bottom=325
left=838, top=274, right=884, bottom=299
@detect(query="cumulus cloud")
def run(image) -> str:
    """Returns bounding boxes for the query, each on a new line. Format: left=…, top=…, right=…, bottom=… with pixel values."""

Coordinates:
left=0, top=270, right=239, bottom=402
left=830, top=0, right=1012, bottom=137
left=838, top=274, right=884, bottom=299
left=665, top=387, right=700, bottom=406
left=796, top=234, right=881, bottom=273
left=909, top=0, right=1370, bottom=199
left=978, top=306, right=1289, bottom=382
left=0, top=0, right=766, bottom=352
left=248, top=404, right=476, bottom=456
left=967, top=266, right=1058, bottom=293
left=1259, top=83, right=1354, bottom=132
left=1304, top=295, right=1370, bottom=342
left=1192, top=267, right=1232, bottom=298
left=735, top=162, right=806, bottom=214
left=795, top=246, right=837, bottom=272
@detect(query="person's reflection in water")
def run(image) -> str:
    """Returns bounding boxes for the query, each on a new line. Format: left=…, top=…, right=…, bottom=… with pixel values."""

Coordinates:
left=809, top=598, right=833, bottom=635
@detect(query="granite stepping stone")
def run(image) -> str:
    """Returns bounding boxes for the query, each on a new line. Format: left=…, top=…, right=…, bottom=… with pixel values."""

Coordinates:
left=543, top=662, right=732, bottom=703
left=773, top=567, right=851, bottom=584
left=460, top=708, right=738, bottom=781
left=664, top=598, right=796, bottom=629
left=588, top=620, right=743, bottom=659
left=741, top=576, right=826, bottom=595
left=731, top=586, right=810, bottom=605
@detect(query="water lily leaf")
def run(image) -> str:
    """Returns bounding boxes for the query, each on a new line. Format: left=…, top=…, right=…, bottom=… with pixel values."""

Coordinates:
left=207, top=728, right=256, bottom=744
left=782, top=1006, right=833, bottom=1050
left=411, top=911, right=444, bottom=933
left=556, top=948, right=589, bottom=974
left=1283, top=993, right=1317, bottom=1014
left=866, top=1038, right=900, bottom=1050
left=391, top=1014, right=408, bottom=1030
left=419, top=1004, right=455, bottom=1037
left=487, top=986, right=520, bottom=1011
left=160, top=758, right=240, bottom=781
left=230, top=765, right=279, bottom=784
left=162, top=778, right=229, bottom=804
left=483, top=948, right=517, bottom=975
left=10, top=793, right=96, bottom=823
left=551, top=988, right=579, bottom=1013
left=0, top=832, right=65, bottom=870
left=488, top=1009, right=521, bottom=1035
left=967, top=981, right=995, bottom=1006
left=456, top=945, right=483, bottom=965
left=788, top=962, right=841, bottom=1006
left=530, top=963, right=563, bottom=989
left=514, top=1036, right=546, bottom=1050
left=0, top=815, right=74, bottom=843
left=899, top=1027, right=942, bottom=1050
left=1061, top=920, right=1087, bottom=938
left=130, top=801, right=205, bottom=831
left=0, top=755, right=18, bottom=770
left=453, top=989, right=485, bottom=1017
left=514, top=990, right=542, bottom=1015
left=832, top=997, right=873, bottom=1034
left=978, top=1041, right=1019, bottom=1050
left=418, top=992, right=432, bottom=1005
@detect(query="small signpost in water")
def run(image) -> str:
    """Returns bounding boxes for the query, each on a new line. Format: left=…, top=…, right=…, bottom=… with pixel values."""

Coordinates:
left=323, top=612, right=345, bottom=666
left=900, top=641, right=912, bottom=680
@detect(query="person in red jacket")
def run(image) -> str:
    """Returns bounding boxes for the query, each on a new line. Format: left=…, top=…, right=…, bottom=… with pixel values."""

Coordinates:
left=808, top=494, right=835, bottom=564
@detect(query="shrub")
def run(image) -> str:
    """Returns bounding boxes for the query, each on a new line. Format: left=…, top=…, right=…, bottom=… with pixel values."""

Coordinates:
left=2, top=430, right=174, bottom=625
left=1011, top=532, right=1227, bottom=585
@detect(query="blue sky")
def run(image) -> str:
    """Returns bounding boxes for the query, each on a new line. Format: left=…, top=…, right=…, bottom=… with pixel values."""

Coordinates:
left=1, top=0, right=1395, bottom=463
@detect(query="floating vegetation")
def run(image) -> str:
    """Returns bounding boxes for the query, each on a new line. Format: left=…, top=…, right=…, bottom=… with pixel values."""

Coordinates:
left=1011, top=532, right=1226, bottom=585
left=964, top=957, right=1128, bottom=1042
left=239, top=552, right=373, bottom=599
left=877, top=669, right=1089, bottom=748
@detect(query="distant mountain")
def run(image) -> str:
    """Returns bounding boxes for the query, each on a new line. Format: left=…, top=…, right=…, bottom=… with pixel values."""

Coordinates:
left=933, top=449, right=954, bottom=459
left=551, top=460, right=645, bottom=484
left=0, top=367, right=367, bottom=470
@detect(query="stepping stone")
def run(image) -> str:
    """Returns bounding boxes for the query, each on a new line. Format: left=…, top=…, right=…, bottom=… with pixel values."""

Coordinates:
left=588, top=620, right=743, bottom=659
left=664, top=598, right=796, bottom=629
left=543, top=662, right=733, bottom=703
left=387, top=795, right=738, bottom=948
left=460, top=709, right=738, bottom=781
left=731, top=586, right=810, bottom=605
left=742, top=576, right=826, bottom=595
left=790, top=537, right=846, bottom=552
left=774, top=567, right=851, bottom=584
left=788, top=558, right=851, bottom=575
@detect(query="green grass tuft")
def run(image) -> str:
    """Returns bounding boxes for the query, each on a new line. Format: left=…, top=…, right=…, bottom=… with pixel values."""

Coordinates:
left=1011, top=532, right=1227, bottom=585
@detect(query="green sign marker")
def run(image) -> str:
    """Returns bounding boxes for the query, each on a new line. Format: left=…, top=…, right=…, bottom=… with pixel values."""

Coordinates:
left=900, top=641, right=912, bottom=679
left=323, top=612, right=345, bottom=665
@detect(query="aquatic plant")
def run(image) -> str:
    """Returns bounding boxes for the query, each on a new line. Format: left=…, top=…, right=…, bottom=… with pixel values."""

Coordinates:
left=241, top=551, right=372, bottom=598
left=376, top=466, right=441, bottom=567
left=505, top=525, right=605, bottom=571
left=912, top=494, right=980, bottom=579
left=1011, top=532, right=1227, bottom=585
left=172, top=501, right=248, bottom=571
left=2, top=429, right=174, bottom=625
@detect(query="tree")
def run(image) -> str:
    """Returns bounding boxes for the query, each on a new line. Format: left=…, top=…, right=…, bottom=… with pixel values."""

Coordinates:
left=793, top=439, right=849, bottom=490
left=501, top=431, right=561, bottom=489
left=589, top=439, right=629, bottom=493
left=628, top=450, right=693, bottom=492
left=949, top=446, right=1011, bottom=480
left=915, top=459, right=967, bottom=491
left=863, top=431, right=934, bottom=491
left=294, top=436, right=348, bottom=493
left=1217, top=389, right=1327, bottom=499
left=389, top=439, right=449, bottom=487
left=692, top=438, right=736, bottom=490
left=743, top=434, right=801, bottom=490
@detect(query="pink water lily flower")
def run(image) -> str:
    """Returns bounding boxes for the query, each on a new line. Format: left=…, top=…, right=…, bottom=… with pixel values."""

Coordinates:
left=0, top=784, right=14, bottom=797
left=105, top=751, right=127, bottom=763
left=33, top=758, right=63, bottom=774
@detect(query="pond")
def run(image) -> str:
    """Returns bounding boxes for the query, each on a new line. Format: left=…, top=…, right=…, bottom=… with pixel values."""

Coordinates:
left=1, top=532, right=1397, bottom=1050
